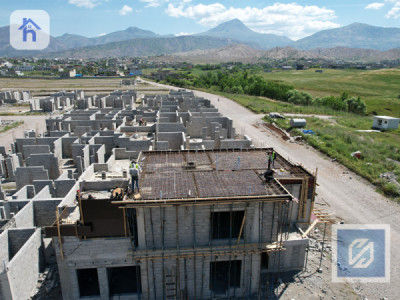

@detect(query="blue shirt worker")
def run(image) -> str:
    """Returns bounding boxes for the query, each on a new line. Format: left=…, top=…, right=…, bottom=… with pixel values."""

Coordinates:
left=129, top=161, right=142, bottom=193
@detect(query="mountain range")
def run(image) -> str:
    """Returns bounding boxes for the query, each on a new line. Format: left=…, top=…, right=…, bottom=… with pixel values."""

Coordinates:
left=155, top=44, right=400, bottom=64
left=195, top=19, right=292, bottom=49
left=0, top=19, right=399, bottom=59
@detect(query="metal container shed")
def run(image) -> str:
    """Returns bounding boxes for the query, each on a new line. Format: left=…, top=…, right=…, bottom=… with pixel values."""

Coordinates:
left=372, top=116, right=400, bottom=130
left=290, top=118, right=306, bottom=128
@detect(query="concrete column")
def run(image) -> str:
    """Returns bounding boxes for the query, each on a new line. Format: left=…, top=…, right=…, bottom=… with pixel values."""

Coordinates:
left=97, top=268, right=109, bottom=300
left=0, top=184, right=5, bottom=200
left=201, top=127, right=207, bottom=140
left=0, top=159, right=5, bottom=177
left=214, top=131, right=221, bottom=149
left=137, top=208, right=146, bottom=250
left=16, top=153, right=23, bottom=166
left=227, top=118, right=233, bottom=138
left=5, top=158, right=14, bottom=180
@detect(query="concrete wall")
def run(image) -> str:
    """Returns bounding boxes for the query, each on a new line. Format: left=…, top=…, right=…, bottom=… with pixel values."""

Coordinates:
left=14, top=201, right=34, bottom=228
left=6, top=229, right=42, bottom=300
left=15, top=138, right=36, bottom=156
left=157, top=133, right=183, bottom=150
left=54, top=237, right=134, bottom=300
left=27, top=153, right=60, bottom=180
left=62, top=137, right=79, bottom=158
left=12, top=185, right=35, bottom=200
left=0, top=229, right=9, bottom=263
left=269, top=239, right=308, bottom=272
left=54, top=179, right=76, bottom=198
left=118, top=138, right=152, bottom=152
left=58, top=181, right=80, bottom=208
left=157, top=123, right=186, bottom=133
left=138, top=202, right=279, bottom=251
left=94, top=136, right=115, bottom=158
left=33, top=185, right=52, bottom=199
left=36, top=137, right=60, bottom=154
left=22, top=145, right=50, bottom=160
left=33, top=180, right=55, bottom=197
left=15, top=167, right=49, bottom=190
left=54, top=236, right=262, bottom=300
left=33, top=199, right=62, bottom=227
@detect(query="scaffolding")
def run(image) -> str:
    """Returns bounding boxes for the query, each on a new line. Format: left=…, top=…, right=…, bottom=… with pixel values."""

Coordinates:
left=114, top=149, right=303, bottom=299
left=47, top=148, right=315, bottom=299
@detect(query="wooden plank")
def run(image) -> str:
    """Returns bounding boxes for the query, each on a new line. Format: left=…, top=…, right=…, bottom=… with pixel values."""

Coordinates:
left=236, top=211, right=247, bottom=245
left=302, top=219, right=319, bottom=238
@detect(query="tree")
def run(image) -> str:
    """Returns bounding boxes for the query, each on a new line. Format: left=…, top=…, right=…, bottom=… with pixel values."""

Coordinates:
left=314, top=95, right=348, bottom=111
left=345, top=97, right=367, bottom=115
left=286, top=90, right=313, bottom=106
left=231, top=85, right=244, bottom=94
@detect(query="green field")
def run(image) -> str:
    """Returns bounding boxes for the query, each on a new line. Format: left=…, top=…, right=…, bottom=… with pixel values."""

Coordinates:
left=257, top=68, right=400, bottom=116
left=268, top=115, right=400, bottom=200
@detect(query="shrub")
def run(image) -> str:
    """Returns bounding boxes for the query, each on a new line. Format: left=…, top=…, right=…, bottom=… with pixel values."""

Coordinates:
left=286, top=90, right=313, bottom=106
left=345, top=97, right=367, bottom=115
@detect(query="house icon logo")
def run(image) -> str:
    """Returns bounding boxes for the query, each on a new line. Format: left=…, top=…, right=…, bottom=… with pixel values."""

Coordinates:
left=18, top=18, right=41, bottom=42
left=10, top=10, right=50, bottom=50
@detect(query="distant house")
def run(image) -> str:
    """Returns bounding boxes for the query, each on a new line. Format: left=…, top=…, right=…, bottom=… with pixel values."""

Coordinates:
left=129, top=70, right=142, bottom=76
left=59, top=69, right=76, bottom=78
left=15, top=66, right=35, bottom=71
left=372, top=116, right=400, bottom=130
left=281, top=66, right=293, bottom=70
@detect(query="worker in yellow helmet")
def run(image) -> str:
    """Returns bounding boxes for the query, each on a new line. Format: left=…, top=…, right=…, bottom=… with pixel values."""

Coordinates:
left=129, top=160, right=142, bottom=193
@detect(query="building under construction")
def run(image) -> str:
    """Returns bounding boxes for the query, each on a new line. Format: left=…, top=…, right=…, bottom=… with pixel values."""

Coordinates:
left=45, top=148, right=316, bottom=299
left=0, top=89, right=318, bottom=299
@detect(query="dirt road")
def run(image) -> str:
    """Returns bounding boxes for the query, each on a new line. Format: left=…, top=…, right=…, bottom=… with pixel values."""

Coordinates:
left=0, top=114, right=49, bottom=149
left=145, top=79, right=399, bottom=299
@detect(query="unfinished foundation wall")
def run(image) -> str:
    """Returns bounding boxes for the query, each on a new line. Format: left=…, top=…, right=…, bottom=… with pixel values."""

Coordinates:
left=14, top=201, right=34, bottom=228
left=268, top=239, right=308, bottom=272
left=141, top=253, right=260, bottom=300
left=138, top=202, right=282, bottom=251
left=4, top=229, right=42, bottom=300
left=55, top=237, right=261, bottom=300
left=53, top=236, right=136, bottom=300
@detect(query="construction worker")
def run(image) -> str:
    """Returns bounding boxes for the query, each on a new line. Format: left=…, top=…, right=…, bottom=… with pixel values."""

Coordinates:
left=272, top=150, right=276, bottom=169
left=268, top=151, right=273, bottom=169
left=129, top=160, right=142, bottom=193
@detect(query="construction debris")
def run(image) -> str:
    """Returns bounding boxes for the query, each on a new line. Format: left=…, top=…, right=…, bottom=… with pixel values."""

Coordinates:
left=351, top=151, right=362, bottom=159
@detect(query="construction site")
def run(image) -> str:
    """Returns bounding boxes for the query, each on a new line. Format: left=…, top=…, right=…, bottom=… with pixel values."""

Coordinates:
left=0, top=86, right=324, bottom=299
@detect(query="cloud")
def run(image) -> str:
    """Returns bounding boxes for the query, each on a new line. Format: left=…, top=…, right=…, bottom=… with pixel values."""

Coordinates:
left=119, top=5, right=133, bottom=15
left=365, top=3, right=385, bottom=9
left=68, top=0, right=101, bottom=8
left=385, top=1, right=400, bottom=18
left=140, top=0, right=169, bottom=8
left=165, top=2, right=340, bottom=40
left=175, top=32, right=194, bottom=36
left=98, top=33, right=106, bottom=36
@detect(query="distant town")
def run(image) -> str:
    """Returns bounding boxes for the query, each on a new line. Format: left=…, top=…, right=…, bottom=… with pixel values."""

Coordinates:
left=1, top=56, right=400, bottom=79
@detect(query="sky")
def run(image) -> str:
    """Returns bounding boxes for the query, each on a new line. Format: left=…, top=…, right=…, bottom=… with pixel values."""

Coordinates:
left=0, top=0, right=399, bottom=40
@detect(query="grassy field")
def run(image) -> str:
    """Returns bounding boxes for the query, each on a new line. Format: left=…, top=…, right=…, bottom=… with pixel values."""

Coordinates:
left=266, top=114, right=400, bottom=200
left=257, top=68, right=400, bottom=116
left=216, top=92, right=350, bottom=116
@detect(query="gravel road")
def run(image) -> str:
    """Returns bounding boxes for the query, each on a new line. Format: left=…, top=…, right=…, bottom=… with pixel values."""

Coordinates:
left=144, top=79, right=399, bottom=300
left=0, top=114, right=49, bottom=149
